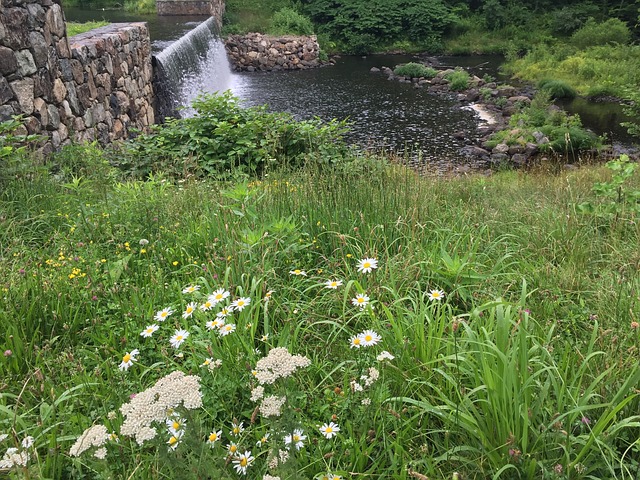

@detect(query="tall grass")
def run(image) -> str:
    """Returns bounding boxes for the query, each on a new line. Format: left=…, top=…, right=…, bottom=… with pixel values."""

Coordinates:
left=1, top=144, right=639, bottom=478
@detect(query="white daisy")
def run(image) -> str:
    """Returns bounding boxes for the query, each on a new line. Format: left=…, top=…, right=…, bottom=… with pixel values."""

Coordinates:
left=217, top=307, right=232, bottom=319
left=289, top=269, right=307, bottom=276
left=318, top=422, right=340, bottom=439
left=256, top=433, right=269, bottom=447
left=349, top=335, right=362, bottom=349
left=231, top=422, right=244, bottom=436
left=219, top=323, right=236, bottom=337
left=351, top=293, right=370, bottom=308
left=182, top=302, right=198, bottom=319
left=182, top=285, right=200, bottom=294
left=232, top=450, right=254, bottom=475
left=200, top=298, right=215, bottom=311
left=356, top=257, right=378, bottom=273
left=154, top=307, right=174, bottom=322
left=428, top=289, right=445, bottom=301
left=205, top=319, right=225, bottom=331
left=207, top=430, right=222, bottom=446
left=230, top=297, right=251, bottom=311
left=166, top=416, right=186, bottom=436
left=226, top=442, right=239, bottom=456
left=210, top=288, right=230, bottom=304
left=359, top=330, right=381, bottom=347
left=167, top=430, right=184, bottom=451
left=324, top=279, right=343, bottom=289
left=169, top=329, right=189, bottom=348
left=284, top=428, right=306, bottom=450
left=118, top=349, right=139, bottom=371
left=140, top=324, right=159, bottom=338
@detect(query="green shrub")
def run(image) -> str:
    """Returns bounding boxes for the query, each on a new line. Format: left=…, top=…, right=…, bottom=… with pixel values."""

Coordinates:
left=570, top=18, right=631, bottom=49
left=538, top=79, right=577, bottom=99
left=119, top=92, right=350, bottom=180
left=268, top=7, right=314, bottom=36
left=445, top=69, right=470, bottom=91
left=66, top=21, right=110, bottom=37
left=549, top=4, right=600, bottom=35
left=393, top=62, right=437, bottom=79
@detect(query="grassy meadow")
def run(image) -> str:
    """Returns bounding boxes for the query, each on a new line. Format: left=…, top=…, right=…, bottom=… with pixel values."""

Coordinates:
left=1, top=137, right=639, bottom=479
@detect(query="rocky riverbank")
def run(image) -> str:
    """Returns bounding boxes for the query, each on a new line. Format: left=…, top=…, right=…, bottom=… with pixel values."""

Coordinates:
left=374, top=60, right=638, bottom=170
left=225, top=33, right=331, bottom=72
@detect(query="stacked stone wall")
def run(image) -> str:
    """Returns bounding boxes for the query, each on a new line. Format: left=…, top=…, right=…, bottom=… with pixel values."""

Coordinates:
left=226, top=33, right=327, bottom=72
left=157, top=0, right=225, bottom=31
left=0, top=0, right=154, bottom=152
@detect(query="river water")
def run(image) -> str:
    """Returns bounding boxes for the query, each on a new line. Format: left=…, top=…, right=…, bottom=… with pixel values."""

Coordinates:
left=63, top=8, right=637, bottom=158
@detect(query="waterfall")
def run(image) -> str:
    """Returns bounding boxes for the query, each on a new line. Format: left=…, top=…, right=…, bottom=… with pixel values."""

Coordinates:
left=153, top=17, right=233, bottom=120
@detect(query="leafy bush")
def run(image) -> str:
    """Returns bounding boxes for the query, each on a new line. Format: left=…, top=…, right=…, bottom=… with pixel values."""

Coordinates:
left=570, top=18, right=631, bottom=49
left=445, top=69, right=470, bottom=91
left=486, top=93, right=600, bottom=154
left=393, top=62, right=437, bottom=79
left=538, top=79, right=577, bottom=99
left=118, top=92, right=350, bottom=180
left=268, top=7, right=314, bottom=36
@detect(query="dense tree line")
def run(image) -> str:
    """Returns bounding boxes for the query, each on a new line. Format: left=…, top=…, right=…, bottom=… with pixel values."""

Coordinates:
left=297, top=0, right=638, bottom=53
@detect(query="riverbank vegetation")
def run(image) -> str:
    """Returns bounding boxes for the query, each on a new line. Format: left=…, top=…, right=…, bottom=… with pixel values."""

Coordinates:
left=2, top=98, right=640, bottom=478
left=67, top=20, right=110, bottom=37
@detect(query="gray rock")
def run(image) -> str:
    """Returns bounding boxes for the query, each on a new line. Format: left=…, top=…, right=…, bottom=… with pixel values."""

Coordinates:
left=28, top=32, right=49, bottom=67
left=0, top=105, right=15, bottom=122
left=490, top=153, right=509, bottom=165
left=492, top=143, right=509, bottom=155
left=0, top=75, right=14, bottom=104
left=370, top=67, right=380, bottom=73
left=10, top=78, right=35, bottom=113
left=47, top=103, right=60, bottom=129
left=16, top=49, right=37, bottom=76
left=0, top=47, right=18, bottom=76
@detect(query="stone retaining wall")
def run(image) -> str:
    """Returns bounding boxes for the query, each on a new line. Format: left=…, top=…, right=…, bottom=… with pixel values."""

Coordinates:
left=226, top=33, right=326, bottom=72
left=157, top=0, right=225, bottom=30
left=0, top=0, right=154, bottom=152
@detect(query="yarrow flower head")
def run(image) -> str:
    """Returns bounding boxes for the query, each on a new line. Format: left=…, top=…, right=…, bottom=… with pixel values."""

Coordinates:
left=284, top=428, right=306, bottom=450
left=69, top=424, right=109, bottom=457
left=289, top=269, right=307, bottom=276
left=319, top=422, right=340, bottom=439
left=230, top=297, right=251, bottom=312
left=324, top=279, right=343, bottom=289
left=232, top=450, right=254, bottom=475
left=170, top=329, right=189, bottom=348
left=119, top=371, right=202, bottom=445
left=428, top=289, right=445, bottom=301
left=140, top=324, right=159, bottom=338
left=182, top=302, right=198, bottom=319
left=182, top=285, right=200, bottom=294
left=155, top=307, right=174, bottom=322
left=356, top=257, right=378, bottom=273
left=254, top=347, right=311, bottom=385
left=351, top=293, right=370, bottom=309
left=119, top=349, right=139, bottom=371
left=377, top=350, right=395, bottom=361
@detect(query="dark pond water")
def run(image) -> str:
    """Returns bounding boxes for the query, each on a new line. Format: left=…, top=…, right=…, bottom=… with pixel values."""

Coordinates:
left=62, top=8, right=638, bottom=156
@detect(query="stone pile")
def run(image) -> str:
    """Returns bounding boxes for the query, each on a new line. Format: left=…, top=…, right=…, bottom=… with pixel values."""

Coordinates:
left=0, top=0, right=154, bottom=153
left=225, top=33, right=327, bottom=72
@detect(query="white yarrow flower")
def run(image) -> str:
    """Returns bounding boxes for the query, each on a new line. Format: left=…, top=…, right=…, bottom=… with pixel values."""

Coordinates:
left=377, top=350, right=395, bottom=361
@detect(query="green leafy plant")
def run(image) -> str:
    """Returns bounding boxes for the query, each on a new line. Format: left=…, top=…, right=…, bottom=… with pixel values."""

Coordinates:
left=445, top=68, right=470, bottom=91
left=269, top=7, right=314, bottom=36
left=570, top=18, right=631, bottom=50
left=538, top=78, right=577, bottom=99
left=577, top=155, right=640, bottom=223
left=119, top=92, right=350, bottom=180
left=393, top=62, right=437, bottom=79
